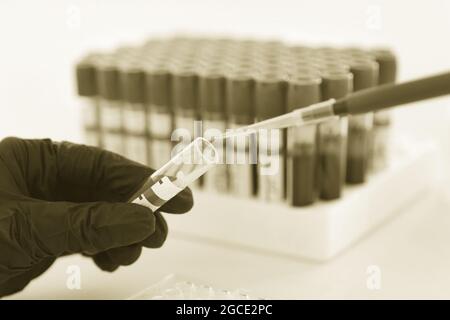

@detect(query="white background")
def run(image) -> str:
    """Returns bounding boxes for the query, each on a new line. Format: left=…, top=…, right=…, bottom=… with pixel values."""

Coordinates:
left=0, top=0, right=449, bottom=148
left=1, top=0, right=450, bottom=299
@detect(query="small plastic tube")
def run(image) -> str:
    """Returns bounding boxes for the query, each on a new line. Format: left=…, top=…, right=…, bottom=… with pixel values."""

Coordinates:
left=129, top=137, right=218, bottom=211
left=225, top=68, right=257, bottom=198
left=198, top=66, right=228, bottom=193
left=76, top=54, right=103, bottom=148
left=371, top=49, right=397, bottom=171
left=286, top=73, right=322, bottom=207
left=145, top=64, right=173, bottom=169
left=346, top=59, right=379, bottom=184
left=96, top=55, right=124, bottom=155
left=318, top=70, right=353, bottom=200
left=171, top=65, right=202, bottom=187
left=254, top=69, right=286, bottom=202
left=120, top=58, right=148, bottom=165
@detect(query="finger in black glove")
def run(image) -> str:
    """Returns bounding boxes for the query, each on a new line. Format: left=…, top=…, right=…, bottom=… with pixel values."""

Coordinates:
left=0, top=137, right=193, bottom=297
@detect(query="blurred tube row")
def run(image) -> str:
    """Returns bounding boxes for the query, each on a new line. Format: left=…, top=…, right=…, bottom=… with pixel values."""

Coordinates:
left=76, top=36, right=397, bottom=207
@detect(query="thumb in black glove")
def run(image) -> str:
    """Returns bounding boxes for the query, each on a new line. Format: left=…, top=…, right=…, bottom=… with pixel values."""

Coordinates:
left=0, top=137, right=193, bottom=297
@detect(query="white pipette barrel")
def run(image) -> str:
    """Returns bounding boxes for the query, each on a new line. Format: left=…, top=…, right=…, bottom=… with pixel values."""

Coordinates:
left=219, top=99, right=337, bottom=140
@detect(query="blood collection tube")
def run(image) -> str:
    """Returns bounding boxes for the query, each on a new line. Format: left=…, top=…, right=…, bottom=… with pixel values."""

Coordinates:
left=225, top=68, right=257, bottom=198
left=129, top=137, right=218, bottom=211
left=318, top=70, right=353, bottom=200
left=198, top=66, right=228, bottom=193
left=120, top=58, right=148, bottom=164
left=145, top=64, right=174, bottom=169
left=172, top=65, right=199, bottom=139
left=286, top=73, right=322, bottom=207
left=96, top=55, right=124, bottom=155
left=76, top=54, right=100, bottom=147
left=346, top=59, right=379, bottom=184
left=371, top=49, right=397, bottom=170
left=254, top=69, right=286, bottom=202
left=171, top=65, right=201, bottom=187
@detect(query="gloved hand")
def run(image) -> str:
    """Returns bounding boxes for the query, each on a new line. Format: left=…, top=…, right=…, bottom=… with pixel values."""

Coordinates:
left=0, top=137, right=193, bottom=297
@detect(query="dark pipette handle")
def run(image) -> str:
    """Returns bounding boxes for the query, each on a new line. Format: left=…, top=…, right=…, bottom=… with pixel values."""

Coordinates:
left=333, top=71, right=450, bottom=115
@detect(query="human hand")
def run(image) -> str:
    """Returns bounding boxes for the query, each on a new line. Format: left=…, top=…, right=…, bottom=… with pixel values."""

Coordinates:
left=0, top=137, right=193, bottom=297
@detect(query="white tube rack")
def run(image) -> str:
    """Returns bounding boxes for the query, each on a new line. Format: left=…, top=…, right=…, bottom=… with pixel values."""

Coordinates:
left=166, top=139, right=439, bottom=261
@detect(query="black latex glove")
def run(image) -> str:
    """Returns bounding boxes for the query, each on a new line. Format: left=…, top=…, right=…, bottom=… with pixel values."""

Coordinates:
left=0, top=137, right=193, bottom=297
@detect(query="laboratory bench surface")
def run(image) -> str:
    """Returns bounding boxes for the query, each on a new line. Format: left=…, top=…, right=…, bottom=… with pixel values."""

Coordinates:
left=7, top=189, right=450, bottom=300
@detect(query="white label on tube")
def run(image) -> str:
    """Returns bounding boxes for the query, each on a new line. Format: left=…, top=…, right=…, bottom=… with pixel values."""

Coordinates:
left=151, top=176, right=184, bottom=201
left=123, top=104, right=146, bottom=134
left=132, top=194, right=159, bottom=211
left=132, top=175, right=183, bottom=211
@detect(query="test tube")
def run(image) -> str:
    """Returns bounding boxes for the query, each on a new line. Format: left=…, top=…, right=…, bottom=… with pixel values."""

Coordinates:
left=76, top=54, right=100, bottom=147
left=145, top=64, right=174, bottom=169
left=120, top=59, right=148, bottom=164
left=286, top=73, right=322, bottom=207
left=371, top=49, right=397, bottom=170
left=96, top=56, right=124, bottom=155
left=171, top=65, right=201, bottom=187
left=254, top=70, right=286, bottom=202
left=318, top=70, right=353, bottom=200
left=225, top=68, right=257, bottom=198
left=198, top=66, right=228, bottom=193
left=129, top=137, right=218, bottom=211
left=346, top=59, right=379, bottom=184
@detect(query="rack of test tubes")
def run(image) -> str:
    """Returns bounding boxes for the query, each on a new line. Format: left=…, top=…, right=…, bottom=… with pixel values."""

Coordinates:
left=76, top=35, right=438, bottom=261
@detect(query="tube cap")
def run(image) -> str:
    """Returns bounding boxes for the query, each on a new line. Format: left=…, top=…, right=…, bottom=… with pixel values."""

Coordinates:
left=145, top=65, right=171, bottom=110
left=96, top=57, right=121, bottom=101
left=226, top=71, right=254, bottom=124
left=321, top=71, right=353, bottom=99
left=287, top=74, right=322, bottom=111
left=198, top=68, right=226, bottom=115
left=171, top=67, right=198, bottom=113
left=76, top=56, right=97, bottom=97
left=254, top=71, right=287, bottom=120
left=120, top=61, right=145, bottom=103
left=371, top=49, right=397, bottom=84
left=349, top=59, right=379, bottom=91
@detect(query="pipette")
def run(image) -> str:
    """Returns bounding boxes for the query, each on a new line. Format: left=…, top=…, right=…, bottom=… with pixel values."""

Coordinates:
left=219, top=99, right=339, bottom=140
left=219, top=71, right=450, bottom=140
left=299, top=71, right=450, bottom=122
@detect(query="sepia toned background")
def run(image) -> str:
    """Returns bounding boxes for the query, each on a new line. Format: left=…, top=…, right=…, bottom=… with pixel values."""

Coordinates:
left=1, top=0, right=450, bottom=299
